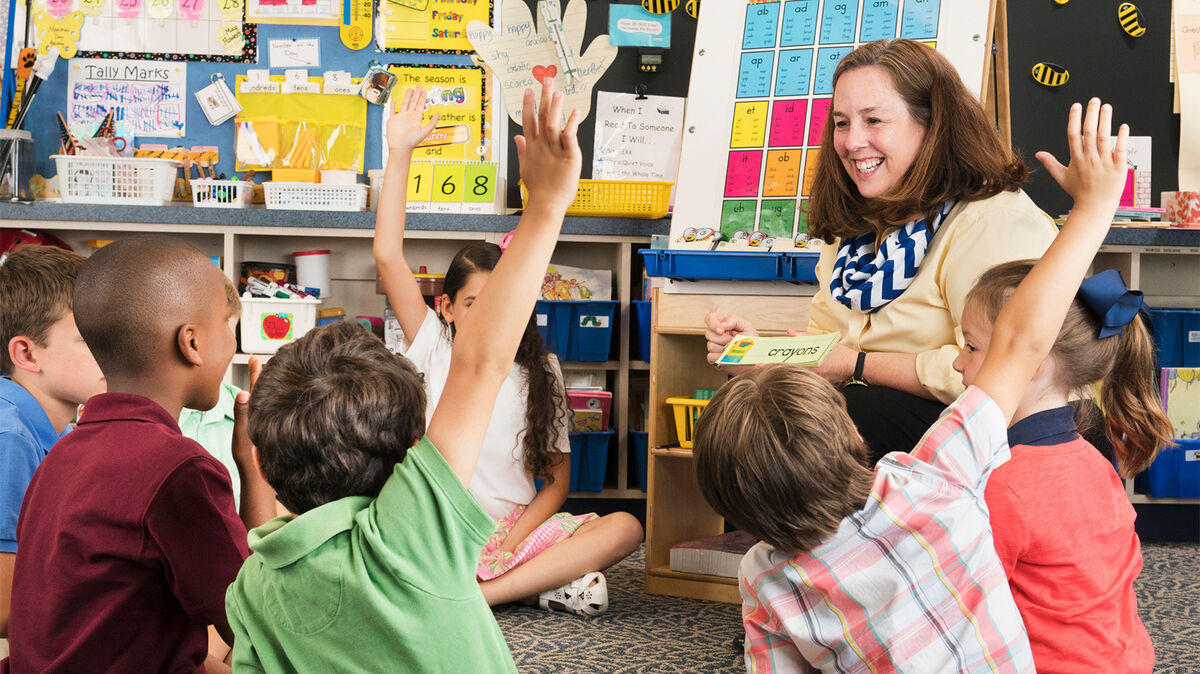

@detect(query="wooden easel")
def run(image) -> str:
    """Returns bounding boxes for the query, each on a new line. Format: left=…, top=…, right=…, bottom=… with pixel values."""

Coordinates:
left=980, top=0, right=1013, bottom=148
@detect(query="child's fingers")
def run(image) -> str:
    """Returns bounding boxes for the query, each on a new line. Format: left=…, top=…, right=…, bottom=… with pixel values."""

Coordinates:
left=560, top=109, right=582, bottom=153
left=248, top=355, right=262, bottom=392
left=537, top=79, right=555, bottom=138
left=514, top=135, right=527, bottom=167
left=1035, top=150, right=1068, bottom=187
left=421, top=113, right=441, bottom=137
left=1080, top=98, right=1101, bottom=158
left=521, top=88, right=538, bottom=140
left=1066, top=102, right=1083, bottom=160
left=543, top=88, right=565, bottom=140
left=1114, top=123, right=1130, bottom=167
left=1097, top=102, right=1113, bottom=158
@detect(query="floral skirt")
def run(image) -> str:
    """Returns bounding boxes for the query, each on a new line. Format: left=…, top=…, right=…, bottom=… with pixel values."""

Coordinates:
left=476, top=505, right=597, bottom=581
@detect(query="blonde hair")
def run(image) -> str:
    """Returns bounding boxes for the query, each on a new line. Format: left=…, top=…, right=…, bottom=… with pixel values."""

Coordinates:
left=968, top=261, right=1172, bottom=477
left=693, top=365, right=875, bottom=554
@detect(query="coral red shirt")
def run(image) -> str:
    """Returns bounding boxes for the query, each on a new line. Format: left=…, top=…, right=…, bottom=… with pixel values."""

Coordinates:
left=988, top=406, right=1153, bottom=674
left=7, top=393, right=249, bottom=673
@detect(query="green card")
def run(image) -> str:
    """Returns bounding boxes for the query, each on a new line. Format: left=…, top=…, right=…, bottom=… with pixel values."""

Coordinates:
left=716, top=332, right=842, bottom=367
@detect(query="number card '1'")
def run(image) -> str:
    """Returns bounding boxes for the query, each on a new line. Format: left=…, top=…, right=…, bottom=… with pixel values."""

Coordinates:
left=406, top=161, right=435, bottom=213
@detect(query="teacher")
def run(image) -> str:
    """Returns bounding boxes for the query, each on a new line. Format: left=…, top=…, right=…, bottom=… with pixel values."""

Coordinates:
left=706, top=39, right=1059, bottom=463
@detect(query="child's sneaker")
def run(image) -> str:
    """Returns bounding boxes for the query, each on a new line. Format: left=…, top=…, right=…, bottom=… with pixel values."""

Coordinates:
left=537, top=571, right=608, bottom=616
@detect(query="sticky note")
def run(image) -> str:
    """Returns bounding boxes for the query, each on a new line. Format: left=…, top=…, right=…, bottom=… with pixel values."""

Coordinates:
left=716, top=332, right=841, bottom=367
left=406, top=160, right=434, bottom=212
left=775, top=49, right=813, bottom=97
left=769, top=99, right=808, bottom=147
left=802, top=149, right=820, bottom=196
left=725, top=151, right=763, bottom=198
left=814, top=47, right=851, bottom=95
left=860, top=0, right=899, bottom=41
left=720, top=200, right=758, bottom=240
left=901, top=0, right=940, bottom=40
left=819, top=0, right=857, bottom=44
left=731, top=101, right=769, bottom=148
left=759, top=199, right=797, bottom=238
left=431, top=162, right=465, bottom=213
left=742, top=1, right=780, bottom=50
left=737, top=51, right=775, bottom=98
left=781, top=0, right=818, bottom=47
left=808, top=98, right=831, bottom=146
left=764, top=150, right=801, bottom=197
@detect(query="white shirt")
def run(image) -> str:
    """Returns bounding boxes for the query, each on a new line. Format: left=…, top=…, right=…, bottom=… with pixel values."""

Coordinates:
left=397, top=307, right=570, bottom=521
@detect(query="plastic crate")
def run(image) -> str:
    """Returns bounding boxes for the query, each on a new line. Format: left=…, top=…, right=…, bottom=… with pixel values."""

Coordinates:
left=569, top=430, right=614, bottom=492
left=191, top=179, right=253, bottom=208
left=521, top=179, right=672, bottom=219
left=240, top=297, right=322, bottom=354
left=665, top=397, right=709, bottom=449
left=640, top=249, right=820, bottom=282
left=631, top=300, right=652, bottom=363
left=535, top=300, right=618, bottom=362
left=53, top=155, right=178, bottom=206
left=1135, top=439, right=1200, bottom=498
left=1149, top=307, right=1200, bottom=367
left=264, top=182, right=367, bottom=211
left=630, top=429, right=649, bottom=491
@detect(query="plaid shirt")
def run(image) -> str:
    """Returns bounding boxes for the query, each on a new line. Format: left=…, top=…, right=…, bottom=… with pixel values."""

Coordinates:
left=740, top=387, right=1034, bottom=673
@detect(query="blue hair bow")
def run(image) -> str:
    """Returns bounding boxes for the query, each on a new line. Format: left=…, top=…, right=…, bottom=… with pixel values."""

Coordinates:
left=1078, top=269, right=1145, bottom=339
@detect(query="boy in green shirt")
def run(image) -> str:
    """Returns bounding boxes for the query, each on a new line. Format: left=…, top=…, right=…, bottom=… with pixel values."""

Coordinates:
left=224, top=79, right=582, bottom=670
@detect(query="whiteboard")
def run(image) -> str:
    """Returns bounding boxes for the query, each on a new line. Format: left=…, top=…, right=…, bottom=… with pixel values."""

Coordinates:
left=671, top=0, right=993, bottom=245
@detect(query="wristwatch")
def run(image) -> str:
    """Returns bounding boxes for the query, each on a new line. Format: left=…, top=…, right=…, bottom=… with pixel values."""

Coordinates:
left=846, top=351, right=869, bottom=387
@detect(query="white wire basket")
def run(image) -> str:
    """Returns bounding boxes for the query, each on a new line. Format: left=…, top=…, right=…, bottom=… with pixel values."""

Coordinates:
left=191, top=179, right=253, bottom=208
left=263, top=182, right=367, bottom=212
left=53, top=155, right=179, bottom=206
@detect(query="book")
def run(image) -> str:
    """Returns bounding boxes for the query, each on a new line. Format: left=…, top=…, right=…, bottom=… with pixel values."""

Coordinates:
left=669, top=531, right=759, bottom=578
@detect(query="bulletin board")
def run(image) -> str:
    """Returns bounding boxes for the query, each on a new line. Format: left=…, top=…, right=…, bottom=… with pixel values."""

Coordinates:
left=383, top=63, right=493, bottom=164
left=671, top=0, right=995, bottom=243
left=378, top=0, right=493, bottom=53
left=67, top=0, right=257, bottom=61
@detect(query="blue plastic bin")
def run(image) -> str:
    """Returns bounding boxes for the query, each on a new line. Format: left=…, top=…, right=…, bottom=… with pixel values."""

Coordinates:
left=535, top=300, right=618, bottom=361
left=639, top=249, right=819, bottom=282
left=569, top=430, right=614, bottom=492
left=631, top=300, right=652, bottom=363
left=1149, top=307, right=1200, bottom=367
left=630, top=430, right=649, bottom=491
left=1135, top=439, right=1200, bottom=498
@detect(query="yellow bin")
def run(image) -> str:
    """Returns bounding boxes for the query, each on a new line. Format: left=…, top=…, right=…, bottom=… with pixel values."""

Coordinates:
left=665, top=397, right=710, bottom=449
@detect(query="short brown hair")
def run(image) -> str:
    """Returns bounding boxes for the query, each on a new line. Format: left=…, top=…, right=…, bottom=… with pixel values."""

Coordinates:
left=249, top=321, right=427, bottom=514
left=694, top=365, right=875, bottom=554
left=0, top=244, right=86, bottom=375
left=808, top=39, right=1028, bottom=240
left=968, top=261, right=1173, bottom=477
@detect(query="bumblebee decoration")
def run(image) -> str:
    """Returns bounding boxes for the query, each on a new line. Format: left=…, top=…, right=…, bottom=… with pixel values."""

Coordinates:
left=685, top=0, right=699, bottom=18
left=1031, top=62, right=1070, bottom=87
left=1118, top=3, right=1146, bottom=38
left=641, top=0, right=679, bottom=14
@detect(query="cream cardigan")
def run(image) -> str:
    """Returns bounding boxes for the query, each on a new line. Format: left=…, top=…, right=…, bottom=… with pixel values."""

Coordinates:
left=808, top=189, right=1059, bottom=403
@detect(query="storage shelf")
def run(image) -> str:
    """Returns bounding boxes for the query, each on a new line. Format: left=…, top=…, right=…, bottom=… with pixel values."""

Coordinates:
left=651, top=446, right=695, bottom=458
left=647, top=564, right=738, bottom=585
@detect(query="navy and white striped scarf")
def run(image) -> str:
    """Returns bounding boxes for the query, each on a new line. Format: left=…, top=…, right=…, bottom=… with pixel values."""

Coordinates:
left=829, top=200, right=956, bottom=313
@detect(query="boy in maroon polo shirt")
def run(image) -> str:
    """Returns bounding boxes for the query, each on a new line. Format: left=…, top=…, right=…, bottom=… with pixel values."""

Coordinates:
left=7, top=237, right=277, bottom=672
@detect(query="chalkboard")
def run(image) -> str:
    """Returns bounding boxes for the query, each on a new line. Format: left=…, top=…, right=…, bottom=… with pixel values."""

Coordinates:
left=1007, top=1, right=1177, bottom=216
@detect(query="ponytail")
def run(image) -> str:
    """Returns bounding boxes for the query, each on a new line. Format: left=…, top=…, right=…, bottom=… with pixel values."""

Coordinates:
left=1100, top=313, right=1174, bottom=478
left=514, top=315, right=569, bottom=482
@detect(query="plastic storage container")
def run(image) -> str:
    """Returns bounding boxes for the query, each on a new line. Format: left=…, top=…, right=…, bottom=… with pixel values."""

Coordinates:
left=264, top=182, right=367, bottom=211
left=640, top=249, right=819, bottom=282
left=1149, top=307, right=1200, bottom=367
left=568, top=430, right=614, bottom=492
left=53, top=155, right=179, bottom=206
left=240, top=297, right=321, bottom=354
left=1135, top=439, right=1200, bottom=498
left=630, top=429, right=649, bottom=491
left=535, top=300, right=618, bottom=362
left=521, top=179, right=672, bottom=219
left=631, top=300, right=652, bottom=362
left=191, top=179, right=253, bottom=208
left=665, top=396, right=710, bottom=449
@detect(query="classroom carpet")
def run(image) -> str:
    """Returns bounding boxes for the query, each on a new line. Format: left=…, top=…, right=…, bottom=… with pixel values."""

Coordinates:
left=495, top=543, right=1200, bottom=673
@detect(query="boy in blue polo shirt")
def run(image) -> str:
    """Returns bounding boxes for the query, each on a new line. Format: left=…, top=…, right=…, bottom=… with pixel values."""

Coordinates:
left=0, top=244, right=106, bottom=635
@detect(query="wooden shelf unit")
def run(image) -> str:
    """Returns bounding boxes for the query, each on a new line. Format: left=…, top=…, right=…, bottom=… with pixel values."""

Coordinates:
left=645, top=288, right=813, bottom=604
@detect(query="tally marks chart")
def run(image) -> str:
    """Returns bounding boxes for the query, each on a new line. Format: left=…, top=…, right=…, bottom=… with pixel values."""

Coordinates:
left=670, top=0, right=992, bottom=245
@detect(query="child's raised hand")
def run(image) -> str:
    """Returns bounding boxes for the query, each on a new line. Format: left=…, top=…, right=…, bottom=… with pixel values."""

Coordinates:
left=514, top=79, right=582, bottom=213
left=231, top=355, right=262, bottom=469
left=386, top=86, right=440, bottom=155
left=1035, top=98, right=1129, bottom=215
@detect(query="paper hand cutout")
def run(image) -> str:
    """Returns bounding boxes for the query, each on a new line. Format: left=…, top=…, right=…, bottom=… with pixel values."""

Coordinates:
left=467, top=0, right=617, bottom=125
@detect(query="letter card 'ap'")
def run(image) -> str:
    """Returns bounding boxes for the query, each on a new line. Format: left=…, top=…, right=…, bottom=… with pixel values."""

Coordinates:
left=716, top=332, right=840, bottom=367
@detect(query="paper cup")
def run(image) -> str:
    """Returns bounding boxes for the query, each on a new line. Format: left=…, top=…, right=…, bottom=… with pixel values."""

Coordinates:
left=293, top=249, right=331, bottom=298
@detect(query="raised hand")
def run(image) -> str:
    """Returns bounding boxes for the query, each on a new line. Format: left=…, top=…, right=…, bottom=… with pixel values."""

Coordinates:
left=385, top=85, right=441, bottom=155
left=515, top=79, right=582, bottom=214
left=1035, top=98, right=1129, bottom=217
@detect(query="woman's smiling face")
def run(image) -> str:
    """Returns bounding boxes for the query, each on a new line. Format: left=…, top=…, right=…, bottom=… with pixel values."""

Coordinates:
left=831, top=65, right=928, bottom=200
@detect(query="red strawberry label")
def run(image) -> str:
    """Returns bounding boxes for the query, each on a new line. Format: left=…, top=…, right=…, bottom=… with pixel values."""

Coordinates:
left=531, top=64, right=557, bottom=82
left=261, top=313, right=293, bottom=340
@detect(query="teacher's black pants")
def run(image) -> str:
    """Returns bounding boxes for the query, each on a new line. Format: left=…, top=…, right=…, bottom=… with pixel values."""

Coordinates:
left=840, top=385, right=1116, bottom=466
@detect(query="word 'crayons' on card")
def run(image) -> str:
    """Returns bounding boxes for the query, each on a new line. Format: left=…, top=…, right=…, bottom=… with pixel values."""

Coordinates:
left=716, top=332, right=841, bottom=367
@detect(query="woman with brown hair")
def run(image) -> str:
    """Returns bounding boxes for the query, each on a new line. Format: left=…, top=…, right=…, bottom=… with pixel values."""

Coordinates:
left=706, top=39, right=1059, bottom=462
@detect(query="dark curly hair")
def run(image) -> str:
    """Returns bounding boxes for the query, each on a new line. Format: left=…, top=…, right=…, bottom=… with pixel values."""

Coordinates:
left=443, top=243, right=569, bottom=482
left=249, top=321, right=427, bottom=513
